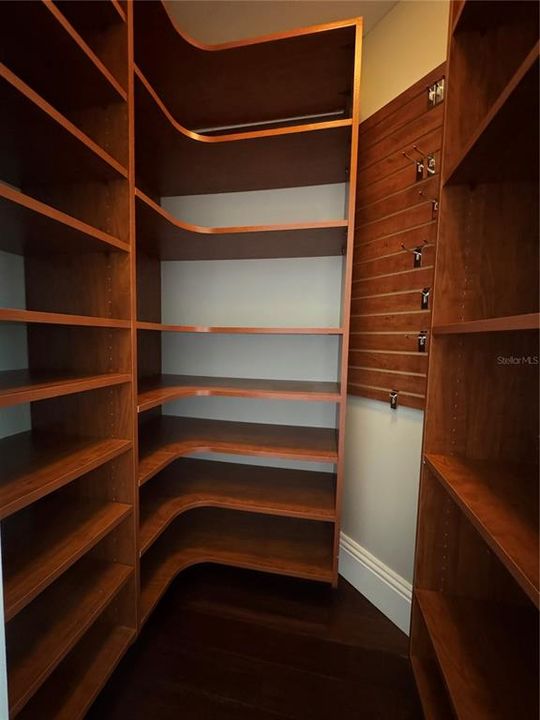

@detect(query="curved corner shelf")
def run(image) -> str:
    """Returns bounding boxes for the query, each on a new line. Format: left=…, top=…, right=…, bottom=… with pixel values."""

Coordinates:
left=0, top=370, right=131, bottom=409
left=0, top=62, right=127, bottom=191
left=135, top=189, right=347, bottom=260
left=138, top=415, right=338, bottom=486
left=0, top=432, right=130, bottom=521
left=139, top=458, right=336, bottom=554
left=135, top=67, right=352, bottom=195
left=0, top=183, right=129, bottom=255
left=7, top=557, right=132, bottom=717
left=137, top=321, right=343, bottom=335
left=140, top=507, right=334, bottom=624
left=137, top=374, right=341, bottom=412
left=133, top=0, right=358, bottom=131
left=3, top=498, right=131, bottom=621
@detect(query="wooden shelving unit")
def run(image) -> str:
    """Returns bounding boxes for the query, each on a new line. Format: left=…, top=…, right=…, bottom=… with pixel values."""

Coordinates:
left=411, top=2, right=539, bottom=718
left=0, top=2, right=137, bottom=717
left=1, top=1, right=361, bottom=714
left=133, top=0, right=362, bottom=625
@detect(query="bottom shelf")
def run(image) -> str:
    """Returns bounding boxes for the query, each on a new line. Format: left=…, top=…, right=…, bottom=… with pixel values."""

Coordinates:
left=415, top=589, right=539, bottom=720
left=140, top=508, right=334, bottom=624
left=18, top=623, right=135, bottom=720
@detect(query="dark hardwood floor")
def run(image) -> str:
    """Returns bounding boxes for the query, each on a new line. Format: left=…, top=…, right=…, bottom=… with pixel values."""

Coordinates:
left=88, top=565, right=421, bottom=719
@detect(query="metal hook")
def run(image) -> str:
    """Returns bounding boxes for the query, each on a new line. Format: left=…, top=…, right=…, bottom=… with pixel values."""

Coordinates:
left=413, top=144, right=428, bottom=157
left=402, top=151, right=417, bottom=163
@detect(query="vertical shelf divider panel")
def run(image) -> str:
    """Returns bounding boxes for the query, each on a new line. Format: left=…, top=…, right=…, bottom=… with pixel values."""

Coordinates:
left=1, top=1, right=137, bottom=717
left=133, top=0, right=363, bottom=621
left=410, top=2, right=539, bottom=719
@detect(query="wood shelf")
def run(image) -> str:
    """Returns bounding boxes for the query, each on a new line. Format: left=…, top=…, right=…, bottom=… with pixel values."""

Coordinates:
left=140, top=508, right=334, bottom=623
left=0, top=308, right=130, bottom=329
left=55, top=0, right=127, bottom=29
left=7, top=558, right=132, bottom=717
left=134, top=1, right=356, bottom=131
left=17, top=623, right=136, bottom=720
left=425, top=453, right=539, bottom=606
left=416, top=590, right=539, bottom=720
left=138, top=415, right=338, bottom=486
left=433, top=313, right=540, bottom=335
left=3, top=498, right=131, bottom=621
left=138, top=374, right=341, bottom=412
left=0, top=62, right=126, bottom=190
left=0, top=1, right=126, bottom=107
left=411, top=656, right=453, bottom=720
left=135, top=189, right=347, bottom=260
left=0, top=370, right=131, bottom=409
left=139, top=458, right=336, bottom=554
left=137, top=321, right=344, bottom=335
left=0, top=432, right=130, bottom=520
left=135, top=68, right=352, bottom=195
left=445, top=43, right=539, bottom=185
left=0, top=182, right=129, bottom=256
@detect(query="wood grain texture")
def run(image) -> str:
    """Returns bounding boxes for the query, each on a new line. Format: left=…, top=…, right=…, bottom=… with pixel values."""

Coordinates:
left=17, top=623, right=136, bottom=720
left=140, top=509, right=334, bottom=623
left=3, top=498, right=131, bottom=620
left=135, top=188, right=347, bottom=260
left=139, top=459, right=336, bottom=554
left=0, top=369, right=131, bottom=409
left=0, top=432, right=130, bottom=520
left=6, top=558, right=132, bottom=716
left=426, top=454, right=539, bottom=606
left=0, top=182, right=128, bottom=255
left=350, top=65, right=444, bottom=408
left=416, top=590, right=539, bottom=720
left=137, top=321, right=344, bottom=335
left=133, top=0, right=356, bottom=130
left=135, top=67, right=352, bottom=196
left=138, top=416, right=338, bottom=486
left=138, top=374, right=341, bottom=412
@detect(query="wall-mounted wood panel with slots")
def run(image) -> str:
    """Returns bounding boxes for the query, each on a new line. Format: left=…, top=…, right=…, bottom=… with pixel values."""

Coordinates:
left=0, top=1, right=137, bottom=718
left=349, top=63, right=445, bottom=410
left=411, top=2, right=539, bottom=718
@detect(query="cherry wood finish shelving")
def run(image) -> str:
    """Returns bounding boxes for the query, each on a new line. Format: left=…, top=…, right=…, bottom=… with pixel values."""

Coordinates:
left=0, top=1, right=137, bottom=717
left=1, top=1, right=362, bottom=715
left=133, top=0, right=362, bottom=636
left=411, top=3, right=539, bottom=718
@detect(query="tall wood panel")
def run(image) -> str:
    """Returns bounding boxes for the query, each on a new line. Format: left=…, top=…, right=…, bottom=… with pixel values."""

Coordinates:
left=349, top=64, right=445, bottom=410
left=411, top=2, right=539, bottom=718
left=0, top=2, right=137, bottom=718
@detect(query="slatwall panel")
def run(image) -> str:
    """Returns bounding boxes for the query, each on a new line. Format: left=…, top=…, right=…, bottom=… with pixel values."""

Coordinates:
left=349, top=63, right=445, bottom=410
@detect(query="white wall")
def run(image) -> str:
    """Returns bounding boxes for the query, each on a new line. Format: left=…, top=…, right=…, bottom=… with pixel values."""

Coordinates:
left=160, top=0, right=449, bottom=635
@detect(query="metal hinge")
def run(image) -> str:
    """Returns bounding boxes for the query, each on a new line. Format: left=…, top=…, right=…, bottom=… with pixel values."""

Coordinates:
left=428, top=78, right=445, bottom=108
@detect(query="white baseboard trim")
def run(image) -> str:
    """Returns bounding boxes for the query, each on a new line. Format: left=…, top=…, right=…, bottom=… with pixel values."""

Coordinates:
left=339, top=532, right=412, bottom=635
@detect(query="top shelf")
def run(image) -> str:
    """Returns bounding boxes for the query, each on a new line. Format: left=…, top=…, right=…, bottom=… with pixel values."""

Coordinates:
left=133, top=0, right=358, bottom=132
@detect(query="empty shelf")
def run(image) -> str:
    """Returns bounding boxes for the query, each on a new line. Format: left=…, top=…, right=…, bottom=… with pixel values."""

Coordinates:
left=426, top=454, right=539, bottom=606
left=416, top=590, right=539, bottom=720
left=138, top=415, right=339, bottom=486
left=135, top=68, right=352, bottom=195
left=137, top=321, right=344, bottom=335
left=139, top=458, right=336, bottom=553
left=135, top=188, right=347, bottom=259
left=3, top=498, right=131, bottom=620
left=7, top=558, right=132, bottom=716
left=0, top=183, right=129, bottom=255
left=138, top=374, right=341, bottom=412
left=0, top=308, right=130, bottom=328
left=17, top=623, right=135, bottom=720
left=140, top=508, right=334, bottom=623
left=0, top=431, right=131, bottom=520
left=433, top=313, right=540, bottom=335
